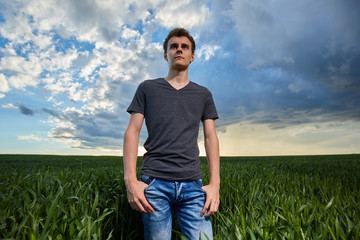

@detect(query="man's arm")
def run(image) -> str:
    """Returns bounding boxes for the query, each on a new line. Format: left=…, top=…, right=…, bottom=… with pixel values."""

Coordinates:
left=201, top=119, right=220, bottom=218
left=123, top=113, right=154, bottom=214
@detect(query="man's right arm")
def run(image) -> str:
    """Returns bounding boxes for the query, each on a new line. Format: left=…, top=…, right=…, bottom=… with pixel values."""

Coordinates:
left=123, top=113, right=154, bottom=214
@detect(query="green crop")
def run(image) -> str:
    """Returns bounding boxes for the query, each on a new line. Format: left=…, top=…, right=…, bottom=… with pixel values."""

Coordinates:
left=1, top=154, right=359, bottom=239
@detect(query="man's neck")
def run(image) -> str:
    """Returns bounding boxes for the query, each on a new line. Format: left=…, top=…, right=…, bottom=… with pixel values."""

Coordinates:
left=164, top=68, right=190, bottom=89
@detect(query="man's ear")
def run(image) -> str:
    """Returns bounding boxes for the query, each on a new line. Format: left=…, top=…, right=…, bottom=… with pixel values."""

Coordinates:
left=190, top=53, right=195, bottom=63
left=164, top=52, right=168, bottom=62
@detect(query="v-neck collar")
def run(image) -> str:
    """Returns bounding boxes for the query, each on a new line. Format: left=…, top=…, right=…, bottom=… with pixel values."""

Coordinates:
left=162, top=78, right=191, bottom=91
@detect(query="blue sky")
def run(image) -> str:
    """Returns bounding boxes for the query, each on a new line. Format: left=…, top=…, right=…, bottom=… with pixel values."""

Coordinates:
left=0, top=0, right=359, bottom=156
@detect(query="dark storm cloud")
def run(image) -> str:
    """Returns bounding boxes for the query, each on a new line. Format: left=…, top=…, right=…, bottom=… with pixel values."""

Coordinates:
left=193, top=0, right=360, bottom=128
left=42, top=108, right=63, bottom=119
left=18, top=105, right=64, bottom=119
left=19, top=105, right=34, bottom=116
left=49, top=107, right=132, bottom=150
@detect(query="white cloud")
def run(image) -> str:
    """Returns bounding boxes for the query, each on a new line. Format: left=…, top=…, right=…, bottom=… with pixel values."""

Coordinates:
left=0, top=9, right=33, bottom=45
left=155, top=0, right=210, bottom=29
left=1, top=103, right=17, bottom=110
left=9, top=74, right=39, bottom=89
left=1, top=0, right=155, bottom=47
left=79, top=56, right=104, bottom=81
left=0, top=0, right=171, bottom=150
left=18, top=135, right=42, bottom=141
left=0, top=74, right=10, bottom=92
left=1, top=55, right=32, bottom=74
left=0, top=53, right=42, bottom=89
left=197, top=45, right=220, bottom=61
left=37, top=30, right=164, bottom=150
left=39, top=46, right=79, bottom=72
left=46, top=36, right=165, bottom=149
left=121, top=27, right=140, bottom=40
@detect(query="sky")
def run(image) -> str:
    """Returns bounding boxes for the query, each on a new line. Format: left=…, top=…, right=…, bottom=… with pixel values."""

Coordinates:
left=0, top=0, right=359, bottom=156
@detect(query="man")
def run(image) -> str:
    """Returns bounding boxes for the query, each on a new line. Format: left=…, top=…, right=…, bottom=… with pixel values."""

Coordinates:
left=123, top=28, right=220, bottom=240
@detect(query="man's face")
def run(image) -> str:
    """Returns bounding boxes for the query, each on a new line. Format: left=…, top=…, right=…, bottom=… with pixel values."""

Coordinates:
left=164, top=36, right=195, bottom=71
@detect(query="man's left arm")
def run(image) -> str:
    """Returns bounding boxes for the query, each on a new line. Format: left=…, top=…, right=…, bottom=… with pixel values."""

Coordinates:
left=201, top=119, right=220, bottom=218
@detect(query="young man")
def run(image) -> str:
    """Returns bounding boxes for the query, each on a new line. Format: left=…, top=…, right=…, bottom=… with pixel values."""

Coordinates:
left=123, top=28, right=220, bottom=240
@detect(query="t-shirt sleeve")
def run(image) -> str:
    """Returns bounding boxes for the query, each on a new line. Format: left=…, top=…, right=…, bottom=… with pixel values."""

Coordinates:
left=126, top=82, right=145, bottom=115
left=202, top=91, right=219, bottom=121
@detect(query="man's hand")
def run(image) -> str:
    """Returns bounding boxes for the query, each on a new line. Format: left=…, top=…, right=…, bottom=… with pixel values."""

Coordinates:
left=125, top=180, right=154, bottom=214
left=200, top=183, right=220, bottom=218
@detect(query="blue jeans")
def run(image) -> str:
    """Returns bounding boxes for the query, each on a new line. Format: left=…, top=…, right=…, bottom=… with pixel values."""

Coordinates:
left=140, top=175, right=213, bottom=240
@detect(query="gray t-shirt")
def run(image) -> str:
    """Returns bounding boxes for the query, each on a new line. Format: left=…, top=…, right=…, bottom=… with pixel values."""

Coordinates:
left=127, top=78, right=218, bottom=180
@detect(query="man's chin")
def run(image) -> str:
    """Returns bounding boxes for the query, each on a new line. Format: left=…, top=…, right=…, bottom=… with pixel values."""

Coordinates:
left=172, top=63, right=190, bottom=71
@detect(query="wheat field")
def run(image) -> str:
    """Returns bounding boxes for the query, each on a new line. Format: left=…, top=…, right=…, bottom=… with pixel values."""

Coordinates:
left=1, top=154, right=359, bottom=239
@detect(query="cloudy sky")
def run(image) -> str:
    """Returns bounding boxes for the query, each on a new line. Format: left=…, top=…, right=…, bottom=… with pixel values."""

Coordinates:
left=0, top=0, right=359, bottom=156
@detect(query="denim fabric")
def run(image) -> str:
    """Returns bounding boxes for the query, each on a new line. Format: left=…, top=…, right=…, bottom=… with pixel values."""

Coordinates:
left=141, top=175, right=213, bottom=240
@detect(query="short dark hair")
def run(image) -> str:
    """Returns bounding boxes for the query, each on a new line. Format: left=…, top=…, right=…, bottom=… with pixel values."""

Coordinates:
left=163, top=28, right=196, bottom=54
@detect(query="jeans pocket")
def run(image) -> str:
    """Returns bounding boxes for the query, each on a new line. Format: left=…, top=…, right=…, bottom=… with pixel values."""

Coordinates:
left=140, top=175, right=157, bottom=190
left=192, top=179, right=206, bottom=193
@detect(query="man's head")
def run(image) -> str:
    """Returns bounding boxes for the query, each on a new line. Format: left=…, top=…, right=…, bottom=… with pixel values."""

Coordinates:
left=163, top=28, right=196, bottom=54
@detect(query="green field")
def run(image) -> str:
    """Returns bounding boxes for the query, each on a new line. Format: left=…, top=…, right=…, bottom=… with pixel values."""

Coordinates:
left=1, top=154, right=359, bottom=239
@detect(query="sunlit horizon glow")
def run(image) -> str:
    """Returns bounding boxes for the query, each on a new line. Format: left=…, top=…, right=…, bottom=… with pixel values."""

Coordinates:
left=0, top=0, right=359, bottom=156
